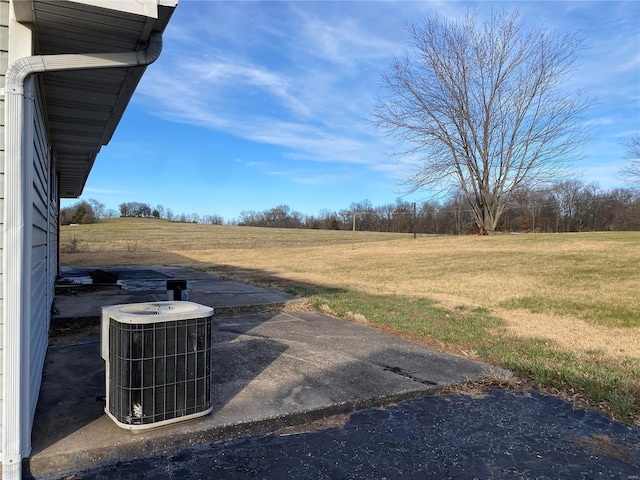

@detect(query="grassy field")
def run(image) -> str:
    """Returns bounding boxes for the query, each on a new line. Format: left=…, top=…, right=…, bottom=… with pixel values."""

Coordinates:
left=61, top=218, right=640, bottom=424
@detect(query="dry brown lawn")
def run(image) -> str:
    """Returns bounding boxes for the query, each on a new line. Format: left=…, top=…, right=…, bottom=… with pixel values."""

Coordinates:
left=61, top=218, right=640, bottom=360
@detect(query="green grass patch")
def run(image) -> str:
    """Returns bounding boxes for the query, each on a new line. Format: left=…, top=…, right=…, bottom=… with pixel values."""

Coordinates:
left=480, top=337, right=640, bottom=419
left=286, top=285, right=499, bottom=346
left=502, top=296, right=640, bottom=328
left=286, top=285, right=640, bottom=422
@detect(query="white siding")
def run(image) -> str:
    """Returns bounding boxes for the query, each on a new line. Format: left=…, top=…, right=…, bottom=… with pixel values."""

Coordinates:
left=0, top=0, right=9, bottom=454
left=28, top=85, right=54, bottom=426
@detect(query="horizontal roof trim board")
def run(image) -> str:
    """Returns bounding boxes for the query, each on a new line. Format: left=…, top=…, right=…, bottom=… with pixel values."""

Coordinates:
left=47, top=141, right=99, bottom=150
left=46, top=71, right=129, bottom=89
left=47, top=96, right=121, bottom=108
left=49, top=116, right=109, bottom=127
left=57, top=165, right=91, bottom=170
left=37, top=21, right=144, bottom=38
left=48, top=109, right=119, bottom=123
left=50, top=127, right=108, bottom=137
left=47, top=98, right=117, bottom=109
left=35, top=2, right=148, bottom=30
left=66, top=0, right=161, bottom=18
left=46, top=92, right=122, bottom=107
left=34, top=14, right=146, bottom=36
left=37, top=34, right=140, bottom=55
left=59, top=173, right=91, bottom=180
left=57, top=158, right=93, bottom=164
left=59, top=172, right=94, bottom=181
left=46, top=70, right=130, bottom=87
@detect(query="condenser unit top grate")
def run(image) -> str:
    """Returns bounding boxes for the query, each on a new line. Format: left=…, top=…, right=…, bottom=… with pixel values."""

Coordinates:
left=102, top=301, right=213, bottom=324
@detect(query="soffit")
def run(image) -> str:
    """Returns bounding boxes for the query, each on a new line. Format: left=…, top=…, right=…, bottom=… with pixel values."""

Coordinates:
left=15, top=0, right=176, bottom=198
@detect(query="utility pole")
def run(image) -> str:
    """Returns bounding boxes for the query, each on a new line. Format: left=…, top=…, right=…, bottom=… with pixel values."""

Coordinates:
left=413, top=202, right=417, bottom=239
left=352, top=211, right=357, bottom=249
left=349, top=210, right=373, bottom=248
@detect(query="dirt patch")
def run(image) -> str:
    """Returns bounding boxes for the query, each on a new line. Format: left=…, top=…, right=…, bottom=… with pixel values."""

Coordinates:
left=49, top=317, right=100, bottom=347
left=571, top=434, right=637, bottom=463
left=275, top=414, right=351, bottom=436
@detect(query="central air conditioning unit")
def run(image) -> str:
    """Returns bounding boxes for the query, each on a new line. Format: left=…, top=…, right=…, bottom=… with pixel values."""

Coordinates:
left=101, top=301, right=214, bottom=430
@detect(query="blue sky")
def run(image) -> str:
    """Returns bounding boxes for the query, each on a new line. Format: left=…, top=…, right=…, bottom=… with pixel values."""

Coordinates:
left=64, top=0, right=640, bottom=221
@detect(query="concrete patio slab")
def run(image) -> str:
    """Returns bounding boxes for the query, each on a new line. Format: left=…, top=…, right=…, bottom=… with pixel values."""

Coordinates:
left=26, top=266, right=504, bottom=479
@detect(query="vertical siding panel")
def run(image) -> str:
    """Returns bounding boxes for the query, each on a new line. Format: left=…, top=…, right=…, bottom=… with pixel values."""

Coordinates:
left=0, top=0, right=10, bottom=452
left=48, top=153, right=58, bottom=329
left=28, top=85, right=51, bottom=427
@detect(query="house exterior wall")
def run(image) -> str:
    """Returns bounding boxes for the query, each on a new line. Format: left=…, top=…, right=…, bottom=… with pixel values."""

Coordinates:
left=0, top=0, right=59, bottom=457
left=28, top=83, right=56, bottom=430
left=0, top=0, right=8, bottom=454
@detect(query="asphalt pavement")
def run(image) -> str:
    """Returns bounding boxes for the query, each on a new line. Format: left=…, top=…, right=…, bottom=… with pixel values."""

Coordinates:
left=45, top=389, right=640, bottom=479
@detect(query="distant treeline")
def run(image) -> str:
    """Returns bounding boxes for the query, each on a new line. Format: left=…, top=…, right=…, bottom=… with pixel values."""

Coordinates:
left=60, top=200, right=223, bottom=226
left=61, top=180, right=640, bottom=234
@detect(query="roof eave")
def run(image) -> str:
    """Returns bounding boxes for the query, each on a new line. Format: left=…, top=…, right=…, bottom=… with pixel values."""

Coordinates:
left=15, top=0, right=177, bottom=198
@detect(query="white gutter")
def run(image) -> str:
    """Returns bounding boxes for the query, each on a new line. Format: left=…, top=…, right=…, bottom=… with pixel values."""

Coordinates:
left=2, top=32, right=162, bottom=480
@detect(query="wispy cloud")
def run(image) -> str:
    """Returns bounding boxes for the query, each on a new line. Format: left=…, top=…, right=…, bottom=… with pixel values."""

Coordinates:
left=136, top=1, right=415, bottom=175
left=135, top=0, right=638, bottom=193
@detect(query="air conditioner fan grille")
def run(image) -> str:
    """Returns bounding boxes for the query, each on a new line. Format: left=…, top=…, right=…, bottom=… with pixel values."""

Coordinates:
left=116, top=302, right=200, bottom=317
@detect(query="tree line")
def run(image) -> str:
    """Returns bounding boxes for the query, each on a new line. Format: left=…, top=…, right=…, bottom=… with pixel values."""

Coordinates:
left=116, top=201, right=223, bottom=224
left=60, top=180, right=639, bottom=234
left=60, top=200, right=223, bottom=226
left=237, top=181, right=640, bottom=234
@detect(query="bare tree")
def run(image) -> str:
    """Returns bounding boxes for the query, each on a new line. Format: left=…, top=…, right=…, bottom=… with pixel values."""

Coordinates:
left=87, top=198, right=105, bottom=220
left=550, top=179, right=584, bottom=232
left=374, top=9, right=593, bottom=232
left=202, top=214, right=224, bottom=225
left=620, top=134, right=640, bottom=189
left=155, top=204, right=166, bottom=219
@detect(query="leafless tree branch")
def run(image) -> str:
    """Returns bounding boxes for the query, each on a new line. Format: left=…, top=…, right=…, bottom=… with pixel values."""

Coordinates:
left=373, top=8, right=595, bottom=231
left=620, top=134, right=640, bottom=189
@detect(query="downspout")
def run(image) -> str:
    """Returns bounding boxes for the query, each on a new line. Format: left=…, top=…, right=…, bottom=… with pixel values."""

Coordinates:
left=2, top=32, right=162, bottom=480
